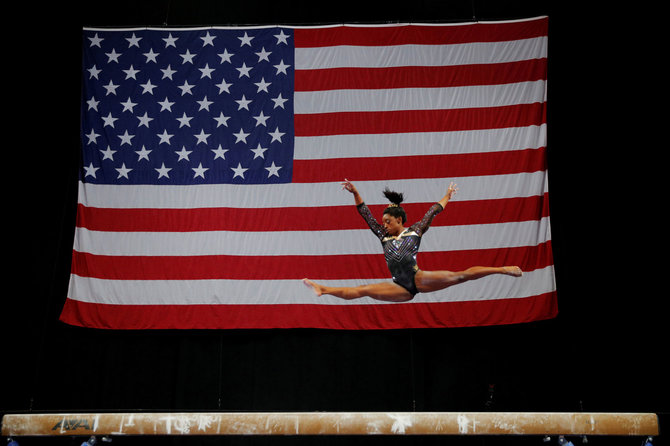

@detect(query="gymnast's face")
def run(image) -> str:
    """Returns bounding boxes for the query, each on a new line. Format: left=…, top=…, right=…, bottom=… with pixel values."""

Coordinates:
left=382, top=213, right=404, bottom=236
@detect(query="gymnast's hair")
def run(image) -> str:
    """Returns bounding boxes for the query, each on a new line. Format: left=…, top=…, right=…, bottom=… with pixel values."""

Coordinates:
left=383, top=188, right=407, bottom=223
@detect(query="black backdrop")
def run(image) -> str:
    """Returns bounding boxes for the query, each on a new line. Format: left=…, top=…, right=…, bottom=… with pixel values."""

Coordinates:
left=4, top=1, right=667, bottom=444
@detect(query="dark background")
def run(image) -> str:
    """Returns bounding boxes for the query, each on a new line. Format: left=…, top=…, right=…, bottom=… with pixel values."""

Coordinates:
left=4, top=0, right=666, bottom=445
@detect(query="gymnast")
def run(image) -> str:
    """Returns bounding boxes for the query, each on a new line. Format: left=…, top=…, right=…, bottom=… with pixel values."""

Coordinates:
left=302, top=179, right=522, bottom=302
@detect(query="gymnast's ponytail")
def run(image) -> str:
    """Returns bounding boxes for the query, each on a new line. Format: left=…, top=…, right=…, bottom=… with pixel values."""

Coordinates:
left=382, top=188, right=407, bottom=223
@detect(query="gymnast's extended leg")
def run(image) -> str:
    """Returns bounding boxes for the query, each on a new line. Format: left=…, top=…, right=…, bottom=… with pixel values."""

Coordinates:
left=302, top=279, right=414, bottom=302
left=415, top=266, right=522, bottom=293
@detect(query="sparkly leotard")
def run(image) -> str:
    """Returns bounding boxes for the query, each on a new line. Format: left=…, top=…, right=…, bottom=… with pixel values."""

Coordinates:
left=356, top=202, right=444, bottom=296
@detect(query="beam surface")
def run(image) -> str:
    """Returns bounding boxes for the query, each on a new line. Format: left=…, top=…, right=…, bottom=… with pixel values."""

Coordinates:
left=1, top=412, right=659, bottom=437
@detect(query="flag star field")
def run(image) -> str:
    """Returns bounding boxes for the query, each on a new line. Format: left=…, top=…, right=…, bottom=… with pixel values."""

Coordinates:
left=82, top=27, right=294, bottom=185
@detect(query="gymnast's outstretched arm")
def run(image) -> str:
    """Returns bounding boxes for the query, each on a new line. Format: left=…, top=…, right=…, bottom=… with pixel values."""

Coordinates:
left=411, top=182, right=459, bottom=236
left=341, top=179, right=386, bottom=240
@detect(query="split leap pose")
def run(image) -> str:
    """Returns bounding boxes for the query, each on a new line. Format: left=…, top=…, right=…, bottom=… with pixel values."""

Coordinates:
left=303, top=179, right=522, bottom=302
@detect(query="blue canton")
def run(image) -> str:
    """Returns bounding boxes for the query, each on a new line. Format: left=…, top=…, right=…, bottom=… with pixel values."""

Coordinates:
left=81, top=27, right=295, bottom=185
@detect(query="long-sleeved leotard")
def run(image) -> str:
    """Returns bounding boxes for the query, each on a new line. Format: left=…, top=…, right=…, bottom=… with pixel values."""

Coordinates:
left=356, top=202, right=444, bottom=295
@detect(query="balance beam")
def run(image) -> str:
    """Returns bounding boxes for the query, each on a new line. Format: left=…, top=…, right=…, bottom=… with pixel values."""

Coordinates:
left=1, top=412, right=659, bottom=437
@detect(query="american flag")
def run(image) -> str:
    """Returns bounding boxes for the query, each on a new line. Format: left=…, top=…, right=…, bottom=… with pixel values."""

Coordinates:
left=61, top=16, right=556, bottom=329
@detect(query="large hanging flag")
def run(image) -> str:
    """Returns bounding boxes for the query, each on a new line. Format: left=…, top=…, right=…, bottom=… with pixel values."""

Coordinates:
left=61, top=16, right=555, bottom=329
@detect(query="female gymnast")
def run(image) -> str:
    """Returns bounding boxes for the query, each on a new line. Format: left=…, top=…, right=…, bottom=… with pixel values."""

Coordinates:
left=302, top=179, right=522, bottom=302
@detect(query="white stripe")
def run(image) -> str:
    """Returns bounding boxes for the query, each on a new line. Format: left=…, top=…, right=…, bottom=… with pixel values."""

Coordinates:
left=77, top=171, right=548, bottom=209
left=294, top=125, right=546, bottom=160
left=295, top=37, right=547, bottom=70
left=73, top=217, right=551, bottom=256
left=67, top=265, right=555, bottom=306
left=294, top=81, right=546, bottom=114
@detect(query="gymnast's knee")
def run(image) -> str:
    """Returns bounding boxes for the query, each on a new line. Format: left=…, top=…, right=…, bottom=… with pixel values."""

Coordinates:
left=440, top=271, right=466, bottom=284
left=453, top=273, right=468, bottom=283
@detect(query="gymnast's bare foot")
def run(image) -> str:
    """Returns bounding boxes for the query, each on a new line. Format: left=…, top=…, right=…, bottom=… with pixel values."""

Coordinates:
left=302, top=278, right=323, bottom=296
left=503, top=266, right=523, bottom=277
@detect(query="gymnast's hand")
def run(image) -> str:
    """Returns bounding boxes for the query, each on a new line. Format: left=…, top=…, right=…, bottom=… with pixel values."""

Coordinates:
left=341, top=178, right=364, bottom=205
left=446, top=181, right=458, bottom=199
left=341, top=178, right=358, bottom=194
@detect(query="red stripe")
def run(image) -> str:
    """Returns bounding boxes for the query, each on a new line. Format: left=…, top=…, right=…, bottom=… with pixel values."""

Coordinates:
left=295, top=59, right=547, bottom=91
left=71, top=241, right=552, bottom=281
left=76, top=194, right=549, bottom=232
left=60, top=291, right=558, bottom=330
left=293, top=148, right=546, bottom=183
left=294, top=103, right=546, bottom=137
left=294, top=18, right=548, bottom=48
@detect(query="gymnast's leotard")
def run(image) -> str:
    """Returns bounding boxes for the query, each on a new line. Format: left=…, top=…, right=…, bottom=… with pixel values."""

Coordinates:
left=356, top=202, right=444, bottom=296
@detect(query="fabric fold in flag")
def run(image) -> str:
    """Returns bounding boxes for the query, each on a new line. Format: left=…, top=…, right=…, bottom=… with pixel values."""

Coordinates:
left=62, top=16, right=556, bottom=330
